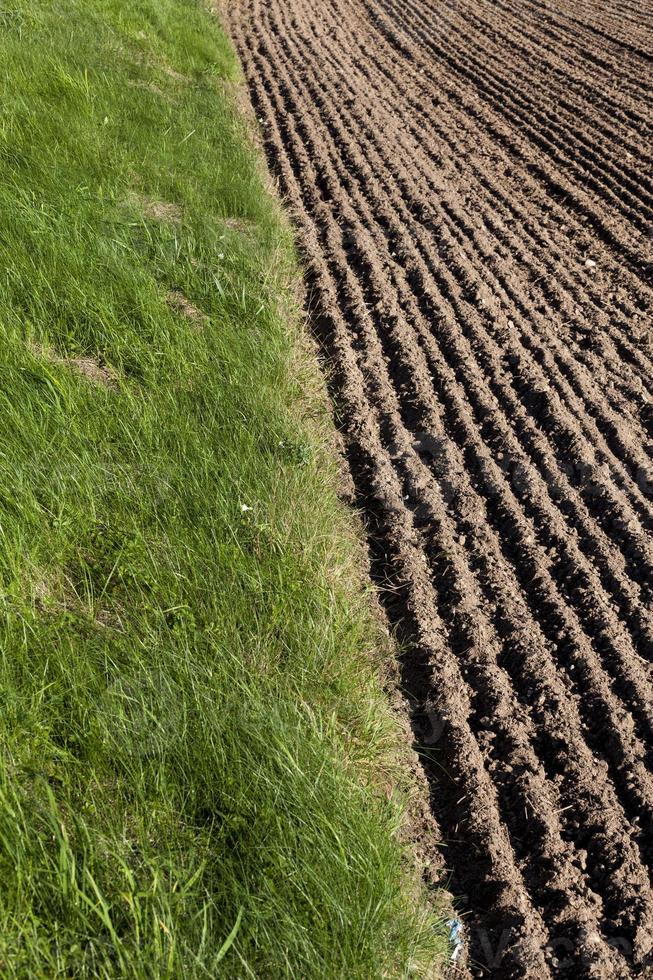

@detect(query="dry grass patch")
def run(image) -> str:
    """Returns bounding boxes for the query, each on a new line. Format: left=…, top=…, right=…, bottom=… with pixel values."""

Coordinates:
left=29, top=343, right=117, bottom=389
left=166, top=289, right=207, bottom=328
left=129, top=190, right=182, bottom=224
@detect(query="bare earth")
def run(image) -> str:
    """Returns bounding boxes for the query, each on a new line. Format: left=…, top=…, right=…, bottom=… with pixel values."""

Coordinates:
left=224, top=1, right=653, bottom=975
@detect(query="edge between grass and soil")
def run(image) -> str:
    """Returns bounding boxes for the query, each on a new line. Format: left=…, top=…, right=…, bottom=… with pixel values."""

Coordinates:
left=0, top=1, right=449, bottom=976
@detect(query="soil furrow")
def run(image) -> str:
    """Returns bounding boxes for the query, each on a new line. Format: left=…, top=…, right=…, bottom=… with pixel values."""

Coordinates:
left=224, top=0, right=653, bottom=974
left=253, top=5, right=652, bottom=580
left=249, top=5, right=653, bottom=948
left=260, top=3, right=653, bottom=670
left=508, top=0, right=653, bottom=75
left=457, top=0, right=653, bottom=136
left=241, top=65, right=558, bottom=973
left=381, top=0, right=653, bottom=222
left=311, top=3, right=653, bottom=392
left=287, top=0, right=653, bottom=407
left=364, top=0, right=653, bottom=291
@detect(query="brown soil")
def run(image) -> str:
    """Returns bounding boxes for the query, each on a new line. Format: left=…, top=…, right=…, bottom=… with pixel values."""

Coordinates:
left=166, top=289, right=206, bottom=325
left=224, top=1, right=653, bottom=975
left=66, top=356, right=116, bottom=388
left=131, top=192, right=182, bottom=224
left=31, top=344, right=117, bottom=389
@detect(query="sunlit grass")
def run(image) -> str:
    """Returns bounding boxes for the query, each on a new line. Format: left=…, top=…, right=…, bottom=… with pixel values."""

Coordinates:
left=0, top=1, right=446, bottom=975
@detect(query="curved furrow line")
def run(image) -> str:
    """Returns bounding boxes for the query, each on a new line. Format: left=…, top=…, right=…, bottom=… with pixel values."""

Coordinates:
left=434, top=0, right=653, bottom=175
left=375, top=0, right=653, bottom=186
left=483, top=0, right=653, bottom=75
left=496, top=29, right=650, bottom=118
left=489, top=0, right=653, bottom=124
left=367, top=0, right=653, bottom=284
left=565, top=0, right=653, bottom=30
left=545, top=0, right=653, bottom=34
left=463, top=170, right=653, bottom=377
left=225, top=0, right=653, bottom=973
left=450, top=192, right=653, bottom=404
left=434, top=199, right=653, bottom=447
left=337, top=9, right=653, bottom=387
left=387, top=0, right=653, bottom=217
left=426, top=207, right=653, bottom=522
left=263, top=7, right=653, bottom=553
left=537, top=2, right=653, bottom=61
left=360, top=0, right=653, bottom=296
left=227, top=29, right=560, bottom=970
left=251, top=0, right=650, bottom=876
left=513, top=0, right=653, bottom=70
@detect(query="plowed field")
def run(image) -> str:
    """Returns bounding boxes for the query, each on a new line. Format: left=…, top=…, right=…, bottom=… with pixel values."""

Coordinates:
left=224, top=1, right=653, bottom=975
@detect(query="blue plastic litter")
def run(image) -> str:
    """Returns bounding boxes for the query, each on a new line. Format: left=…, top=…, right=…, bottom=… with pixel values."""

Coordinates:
left=446, top=918, right=464, bottom=962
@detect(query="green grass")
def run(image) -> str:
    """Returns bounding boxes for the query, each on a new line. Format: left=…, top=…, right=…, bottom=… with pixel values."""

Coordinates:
left=0, top=1, right=446, bottom=976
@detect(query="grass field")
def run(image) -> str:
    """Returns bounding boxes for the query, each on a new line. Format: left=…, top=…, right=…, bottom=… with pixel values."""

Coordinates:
left=0, top=0, right=446, bottom=976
